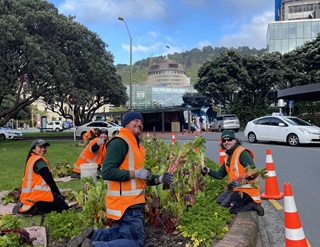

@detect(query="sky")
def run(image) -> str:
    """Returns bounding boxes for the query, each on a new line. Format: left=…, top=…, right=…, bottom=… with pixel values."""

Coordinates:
left=48, top=0, right=275, bottom=65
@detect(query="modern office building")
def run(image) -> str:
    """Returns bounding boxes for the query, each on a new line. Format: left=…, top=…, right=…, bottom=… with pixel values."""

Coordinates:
left=268, top=0, right=320, bottom=53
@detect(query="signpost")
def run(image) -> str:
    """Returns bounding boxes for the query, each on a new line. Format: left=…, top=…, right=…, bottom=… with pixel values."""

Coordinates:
left=289, top=100, right=293, bottom=116
left=68, top=95, right=76, bottom=141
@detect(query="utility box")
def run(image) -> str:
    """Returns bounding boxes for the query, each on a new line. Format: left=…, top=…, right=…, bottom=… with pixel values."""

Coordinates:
left=171, top=122, right=180, bottom=132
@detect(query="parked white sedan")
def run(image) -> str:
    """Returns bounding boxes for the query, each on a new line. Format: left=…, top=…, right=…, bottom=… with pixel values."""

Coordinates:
left=0, top=127, right=23, bottom=141
left=244, top=116, right=320, bottom=146
left=75, top=121, right=122, bottom=139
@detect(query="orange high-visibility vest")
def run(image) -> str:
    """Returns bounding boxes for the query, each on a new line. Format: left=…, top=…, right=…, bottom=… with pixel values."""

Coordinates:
left=19, top=154, right=54, bottom=212
left=105, top=128, right=146, bottom=220
left=225, top=146, right=261, bottom=203
left=73, top=138, right=106, bottom=173
left=83, top=129, right=97, bottom=141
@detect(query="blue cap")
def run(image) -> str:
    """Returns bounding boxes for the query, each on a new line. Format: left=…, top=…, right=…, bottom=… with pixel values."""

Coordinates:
left=122, top=112, right=144, bottom=126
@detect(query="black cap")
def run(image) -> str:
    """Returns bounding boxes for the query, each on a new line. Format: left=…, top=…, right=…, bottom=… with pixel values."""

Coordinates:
left=31, top=139, right=50, bottom=149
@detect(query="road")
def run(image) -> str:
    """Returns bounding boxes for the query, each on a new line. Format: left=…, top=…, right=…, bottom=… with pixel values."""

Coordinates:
left=173, top=131, right=319, bottom=246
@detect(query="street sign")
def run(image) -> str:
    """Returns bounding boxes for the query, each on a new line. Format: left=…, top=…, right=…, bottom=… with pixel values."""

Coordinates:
left=289, top=100, right=293, bottom=109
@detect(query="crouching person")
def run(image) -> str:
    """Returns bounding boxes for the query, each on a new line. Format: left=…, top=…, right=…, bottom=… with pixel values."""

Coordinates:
left=202, top=130, right=264, bottom=216
left=67, top=111, right=174, bottom=247
left=12, top=139, right=69, bottom=215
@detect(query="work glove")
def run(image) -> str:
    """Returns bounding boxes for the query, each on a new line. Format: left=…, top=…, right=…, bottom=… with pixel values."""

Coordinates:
left=201, top=166, right=210, bottom=176
left=160, top=172, right=174, bottom=190
left=229, top=180, right=241, bottom=188
left=97, top=138, right=105, bottom=145
left=54, top=193, right=65, bottom=204
left=134, top=168, right=151, bottom=180
left=159, top=172, right=174, bottom=185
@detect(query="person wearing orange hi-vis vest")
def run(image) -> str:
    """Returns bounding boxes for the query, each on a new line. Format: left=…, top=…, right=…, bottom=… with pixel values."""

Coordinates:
left=202, top=130, right=264, bottom=216
left=67, top=112, right=174, bottom=247
left=71, top=128, right=109, bottom=179
left=13, top=139, right=69, bottom=215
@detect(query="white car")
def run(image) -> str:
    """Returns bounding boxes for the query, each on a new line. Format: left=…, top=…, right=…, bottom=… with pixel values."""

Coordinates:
left=244, top=116, right=320, bottom=146
left=46, top=121, right=65, bottom=132
left=75, top=121, right=122, bottom=138
left=0, top=127, right=23, bottom=141
left=209, top=114, right=240, bottom=132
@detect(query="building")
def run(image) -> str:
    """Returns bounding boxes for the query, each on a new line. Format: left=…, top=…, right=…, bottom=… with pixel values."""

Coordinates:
left=127, top=56, right=197, bottom=109
left=268, top=0, right=320, bottom=53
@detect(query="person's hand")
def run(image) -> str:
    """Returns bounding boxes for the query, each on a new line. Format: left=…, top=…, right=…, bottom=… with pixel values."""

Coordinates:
left=134, top=168, right=151, bottom=180
left=97, top=138, right=105, bottom=145
left=160, top=172, right=174, bottom=185
left=54, top=193, right=65, bottom=203
left=229, top=180, right=241, bottom=188
left=201, top=166, right=210, bottom=176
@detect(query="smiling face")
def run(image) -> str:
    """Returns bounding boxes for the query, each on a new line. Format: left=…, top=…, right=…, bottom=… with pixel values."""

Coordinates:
left=222, top=138, right=236, bottom=151
left=33, top=145, right=48, bottom=156
left=126, top=119, right=144, bottom=137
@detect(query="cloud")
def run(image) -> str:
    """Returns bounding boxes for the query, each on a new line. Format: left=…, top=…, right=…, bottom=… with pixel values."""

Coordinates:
left=216, top=11, right=274, bottom=49
left=58, top=0, right=167, bottom=24
left=197, top=40, right=213, bottom=49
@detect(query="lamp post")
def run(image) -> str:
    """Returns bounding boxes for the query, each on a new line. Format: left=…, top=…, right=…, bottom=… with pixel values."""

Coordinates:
left=118, top=17, right=133, bottom=111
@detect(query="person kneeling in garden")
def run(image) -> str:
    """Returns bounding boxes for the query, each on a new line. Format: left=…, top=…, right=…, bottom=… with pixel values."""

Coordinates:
left=67, top=111, right=173, bottom=247
left=13, top=139, right=69, bottom=215
left=202, top=130, right=264, bottom=216
left=71, top=128, right=109, bottom=179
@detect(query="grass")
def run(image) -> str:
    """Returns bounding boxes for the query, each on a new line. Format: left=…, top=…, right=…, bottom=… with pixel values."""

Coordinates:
left=0, top=138, right=85, bottom=192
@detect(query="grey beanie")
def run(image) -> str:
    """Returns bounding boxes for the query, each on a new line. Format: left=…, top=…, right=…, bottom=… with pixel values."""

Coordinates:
left=122, top=112, right=144, bottom=126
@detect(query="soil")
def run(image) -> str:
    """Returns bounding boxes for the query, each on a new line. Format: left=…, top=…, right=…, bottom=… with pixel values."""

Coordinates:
left=47, top=221, right=195, bottom=247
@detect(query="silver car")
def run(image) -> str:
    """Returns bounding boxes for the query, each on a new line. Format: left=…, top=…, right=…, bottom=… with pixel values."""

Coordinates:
left=209, top=114, right=240, bottom=132
left=75, top=121, right=122, bottom=138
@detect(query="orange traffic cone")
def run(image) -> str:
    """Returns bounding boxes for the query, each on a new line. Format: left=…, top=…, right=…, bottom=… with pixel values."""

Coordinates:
left=218, top=138, right=226, bottom=166
left=261, top=148, right=284, bottom=200
left=194, top=132, right=199, bottom=152
left=284, top=182, right=308, bottom=247
left=147, top=132, right=151, bottom=142
left=171, top=132, right=176, bottom=146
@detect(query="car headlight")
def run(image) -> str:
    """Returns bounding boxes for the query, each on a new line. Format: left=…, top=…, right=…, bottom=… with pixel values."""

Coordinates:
left=298, top=127, right=311, bottom=134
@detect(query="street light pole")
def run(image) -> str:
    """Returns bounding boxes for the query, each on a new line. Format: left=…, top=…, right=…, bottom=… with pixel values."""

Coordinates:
left=118, top=17, right=133, bottom=111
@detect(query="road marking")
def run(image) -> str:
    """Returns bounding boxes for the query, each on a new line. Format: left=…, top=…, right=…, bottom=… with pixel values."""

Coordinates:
left=268, top=199, right=283, bottom=210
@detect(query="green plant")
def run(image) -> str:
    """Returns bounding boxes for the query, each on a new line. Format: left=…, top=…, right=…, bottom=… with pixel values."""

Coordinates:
left=44, top=209, right=84, bottom=239
left=0, top=214, right=34, bottom=246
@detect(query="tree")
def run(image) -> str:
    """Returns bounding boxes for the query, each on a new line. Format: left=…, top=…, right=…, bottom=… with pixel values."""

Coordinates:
left=0, top=0, right=127, bottom=126
left=195, top=49, right=286, bottom=123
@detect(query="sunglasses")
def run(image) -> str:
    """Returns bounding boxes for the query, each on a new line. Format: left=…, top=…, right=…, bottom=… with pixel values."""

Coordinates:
left=222, top=138, right=234, bottom=143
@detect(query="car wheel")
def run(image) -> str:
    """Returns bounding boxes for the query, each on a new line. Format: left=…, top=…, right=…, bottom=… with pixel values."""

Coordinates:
left=55, top=128, right=60, bottom=132
left=247, top=132, right=257, bottom=143
left=287, top=134, right=299, bottom=146
left=0, top=134, right=6, bottom=142
left=235, top=129, right=239, bottom=133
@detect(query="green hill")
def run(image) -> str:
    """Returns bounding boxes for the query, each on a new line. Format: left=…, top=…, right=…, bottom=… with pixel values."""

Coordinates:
left=115, top=45, right=267, bottom=86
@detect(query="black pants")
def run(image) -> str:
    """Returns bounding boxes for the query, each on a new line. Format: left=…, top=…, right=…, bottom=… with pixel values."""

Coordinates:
left=27, top=195, right=69, bottom=214
left=217, top=190, right=257, bottom=214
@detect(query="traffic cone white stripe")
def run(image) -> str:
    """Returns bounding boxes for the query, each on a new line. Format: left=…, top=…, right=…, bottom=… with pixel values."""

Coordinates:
left=284, top=197, right=297, bottom=212
left=285, top=228, right=306, bottom=241
left=267, top=170, right=276, bottom=177
left=266, top=154, right=273, bottom=163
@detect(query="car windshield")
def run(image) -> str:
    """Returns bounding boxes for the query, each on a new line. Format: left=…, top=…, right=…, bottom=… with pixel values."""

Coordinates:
left=224, top=116, right=237, bottom=120
left=285, top=117, right=312, bottom=126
